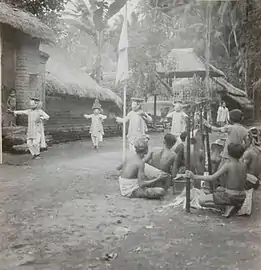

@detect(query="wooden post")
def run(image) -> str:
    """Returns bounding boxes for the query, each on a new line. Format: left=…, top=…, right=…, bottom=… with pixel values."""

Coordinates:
left=204, top=109, right=212, bottom=174
left=199, top=105, right=205, bottom=163
left=191, top=105, right=195, bottom=137
left=122, top=83, right=127, bottom=160
left=153, top=94, right=157, bottom=129
left=186, top=109, right=191, bottom=213
left=0, top=25, right=2, bottom=164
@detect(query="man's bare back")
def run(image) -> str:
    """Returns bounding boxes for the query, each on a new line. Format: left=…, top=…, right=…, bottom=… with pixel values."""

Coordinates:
left=150, top=149, right=176, bottom=174
left=117, top=138, right=166, bottom=199
left=224, top=160, right=246, bottom=191
left=243, top=146, right=261, bottom=178
left=120, top=154, right=144, bottom=179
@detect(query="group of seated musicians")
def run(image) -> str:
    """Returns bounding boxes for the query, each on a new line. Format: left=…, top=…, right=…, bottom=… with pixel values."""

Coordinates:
left=117, top=109, right=261, bottom=218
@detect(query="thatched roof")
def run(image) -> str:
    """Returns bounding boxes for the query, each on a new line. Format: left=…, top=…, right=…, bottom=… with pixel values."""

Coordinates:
left=42, top=46, right=122, bottom=108
left=213, top=77, right=254, bottom=110
left=214, top=77, right=246, bottom=97
left=0, top=3, right=54, bottom=42
left=157, top=48, right=225, bottom=78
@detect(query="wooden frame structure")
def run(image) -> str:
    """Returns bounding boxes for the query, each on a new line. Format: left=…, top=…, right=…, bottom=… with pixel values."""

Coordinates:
left=156, top=9, right=224, bottom=212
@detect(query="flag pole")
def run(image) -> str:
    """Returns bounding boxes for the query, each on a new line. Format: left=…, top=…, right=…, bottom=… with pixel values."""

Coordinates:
left=0, top=25, right=3, bottom=164
left=122, top=82, right=127, bottom=160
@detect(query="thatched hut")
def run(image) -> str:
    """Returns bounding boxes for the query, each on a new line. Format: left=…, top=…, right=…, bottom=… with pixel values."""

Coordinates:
left=0, top=2, right=53, bottom=122
left=0, top=3, right=54, bottom=152
left=41, top=46, right=122, bottom=142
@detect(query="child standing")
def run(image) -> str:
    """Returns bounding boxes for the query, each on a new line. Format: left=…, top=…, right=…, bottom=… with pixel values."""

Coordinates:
left=84, top=98, right=107, bottom=149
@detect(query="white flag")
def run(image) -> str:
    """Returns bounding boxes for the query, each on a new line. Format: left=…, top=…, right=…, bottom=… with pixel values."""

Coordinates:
left=115, top=4, right=129, bottom=85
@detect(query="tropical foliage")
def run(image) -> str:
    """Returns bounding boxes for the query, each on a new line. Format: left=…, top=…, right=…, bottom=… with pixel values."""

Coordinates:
left=154, top=0, right=261, bottom=119
left=63, top=0, right=128, bottom=83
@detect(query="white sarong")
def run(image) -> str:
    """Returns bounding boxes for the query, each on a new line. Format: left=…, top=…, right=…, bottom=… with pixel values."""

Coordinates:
left=119, top=177, right=139, bottom=197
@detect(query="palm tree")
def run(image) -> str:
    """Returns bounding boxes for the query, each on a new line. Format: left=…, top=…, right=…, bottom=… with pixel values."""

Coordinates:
left=64, top=0, right=128, bottom=83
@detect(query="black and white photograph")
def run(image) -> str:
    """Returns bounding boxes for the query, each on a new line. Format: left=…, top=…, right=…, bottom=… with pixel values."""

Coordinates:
left=0, top=0, right=261, bottom=269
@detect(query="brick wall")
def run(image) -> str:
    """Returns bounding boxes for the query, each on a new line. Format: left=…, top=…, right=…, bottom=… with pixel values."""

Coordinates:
left=1, top=26, right=16, bottom=109
left=45, top=94, right=121, bottom=143
left=14, top=33, right=41, bottom=110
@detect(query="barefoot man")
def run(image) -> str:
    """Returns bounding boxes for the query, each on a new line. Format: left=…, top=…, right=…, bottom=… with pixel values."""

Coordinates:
left=117, top=138, right=165, bottom=199
left=116, top=98, right=152, bottom=152
left=186, top=143, right=246, bottom=218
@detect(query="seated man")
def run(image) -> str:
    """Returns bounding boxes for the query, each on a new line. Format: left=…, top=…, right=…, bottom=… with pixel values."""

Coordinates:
left=210, top=139, right=226, bottom=174
left=144, top=133, right=178, bottom=181
left=186, top=143, right=246, bottom=218
left=242, top=127, right=261, bottom=190
left=174, top=131, right=187, bottom=174
left=117, top=138, right=165, bottom=199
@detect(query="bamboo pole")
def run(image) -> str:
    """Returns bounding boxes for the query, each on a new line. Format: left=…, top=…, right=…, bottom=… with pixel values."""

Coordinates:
left=153, top=94, right=157, bottom=129
left=0, top=25, right=2, bottom=164
left=205, top=2, right=212, bottom=175
left=185, top=109, right=191, bottom=213
left=122, top=82, right=127, bottom=160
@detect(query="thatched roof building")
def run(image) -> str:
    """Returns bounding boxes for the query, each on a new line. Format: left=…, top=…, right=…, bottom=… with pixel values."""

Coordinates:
left=157, top=48, right=225, bottom=78
left=0, top=2, right=54, bottom=42
left=42, top=46, right=122, bottom=108
left=1, top=3, right=54, bottom=115
left=214, top=77, right=254, bottom=111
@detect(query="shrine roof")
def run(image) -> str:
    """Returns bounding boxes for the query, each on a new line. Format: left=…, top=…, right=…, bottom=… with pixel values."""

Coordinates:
left=157, top=48, right=225, bottom=78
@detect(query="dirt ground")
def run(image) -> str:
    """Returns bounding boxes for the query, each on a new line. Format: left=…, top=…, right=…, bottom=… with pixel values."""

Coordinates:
left=0, top=133, right=261, bottom=270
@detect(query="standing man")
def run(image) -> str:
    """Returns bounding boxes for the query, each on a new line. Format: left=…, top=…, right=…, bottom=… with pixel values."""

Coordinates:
left=116, top=97, right=152, bottom=152
left=167, top=102, right=188, bottom=150
left=216, top=101, right=229, bottom=127
left=84, top=98, right=107, bottom=149
left=11, top=98, right=50, bottom=159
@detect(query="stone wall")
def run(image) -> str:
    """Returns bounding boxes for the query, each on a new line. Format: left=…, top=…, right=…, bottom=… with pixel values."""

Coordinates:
left=45, top=94, right=121, bottom=143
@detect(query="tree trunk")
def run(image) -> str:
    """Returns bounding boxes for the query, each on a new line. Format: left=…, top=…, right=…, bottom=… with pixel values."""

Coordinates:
left=254, top=91, right=261, bottom=120
left=92, top=31, right=103, bottom=84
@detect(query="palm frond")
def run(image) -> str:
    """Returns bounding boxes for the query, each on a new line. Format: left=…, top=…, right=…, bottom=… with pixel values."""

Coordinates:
left=63, top=18, right=96, bottom=38
left=107, top=0, right=128, bottom=19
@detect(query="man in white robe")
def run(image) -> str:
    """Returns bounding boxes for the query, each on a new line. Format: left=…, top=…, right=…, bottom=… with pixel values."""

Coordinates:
left=84, top=99, right=107, bottom=149
left=12, top=98, right=49, bottom=159
left=116, top=98, right=152, bottom=152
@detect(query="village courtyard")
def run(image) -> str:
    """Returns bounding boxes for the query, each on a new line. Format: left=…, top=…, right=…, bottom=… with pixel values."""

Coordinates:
left=0, top=133, right=260, bottom=270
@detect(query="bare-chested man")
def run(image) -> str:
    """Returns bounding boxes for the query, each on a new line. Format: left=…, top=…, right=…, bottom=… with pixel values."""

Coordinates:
left=174, top=131, right=187, bottom=173
left=186, top=143, right=246, bottom=218
left=144, top=133, right=178, bottom=179
left=117, top=138, right=165, bottom=199
left=204, top=109, right=249, bottom=189
left=242, top=127, right=261, bottom=190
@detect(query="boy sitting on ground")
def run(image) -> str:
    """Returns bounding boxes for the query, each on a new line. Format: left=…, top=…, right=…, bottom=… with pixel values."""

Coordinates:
left=144, top=133, right=178, bottom=179
left=117, top=138, right=165, bottom=199
left=186, top=143, right=246, bottom=218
